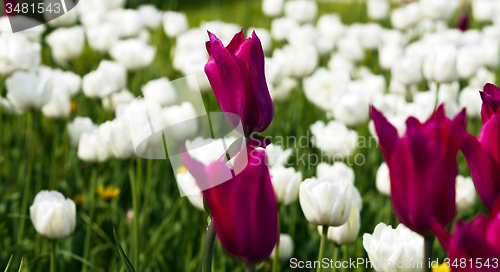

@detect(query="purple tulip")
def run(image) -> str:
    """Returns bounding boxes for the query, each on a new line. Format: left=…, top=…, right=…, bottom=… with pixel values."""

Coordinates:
left=431, top=199, right=500, bottom=271
left=182, top=148, right=278, bottom=264
left=371, top=105, right=466, bottom=235
left=460, top=83, right=500, bottom=208
left=205, top=30, right=274, bottom=137
left=456, top=10, right=469, bottom=32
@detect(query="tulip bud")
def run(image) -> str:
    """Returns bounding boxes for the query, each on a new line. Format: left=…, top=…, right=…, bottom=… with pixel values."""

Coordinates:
left=363, top=223, right=424, bottom=272
left=45, top=26, right=85, bottom=63
left=98, top=119, right=135, bottom=160
left=318, top=204, right=360, bottom=245
left=30, top=190, right=76, bottom=239
left=270, top=234, right=294, bottom=261
left=163, top=11, right=188, bottom=38
left=78, top=130, right=111, bottom=163
left=270, top=165, right=302, bottom=205
left=299, top=176, right=354, bottom=227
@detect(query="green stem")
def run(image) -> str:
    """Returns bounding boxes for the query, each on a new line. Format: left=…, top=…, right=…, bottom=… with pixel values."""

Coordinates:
left=202, top=218, right=216, bottom=272
left=317, top=226, right=328, bottom=272
left=272, top=238, right=279, bottom=272
left=17, top=110, right=35, bottom=243
left=424, top=235, right=435, bottom=272
left=49, top=120, right=60, bottom=190
left=50, top=239, right=56, bottom=272
left=82, top=168, right=97, bottom=272
left=130, top=165, right=140, bottom=268
left=245, top=264, right=256, bottom=272
left=332, top=245, right=339, bottom=272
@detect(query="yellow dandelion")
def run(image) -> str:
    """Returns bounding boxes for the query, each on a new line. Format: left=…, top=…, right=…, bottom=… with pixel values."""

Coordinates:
left=177, top=166, right=188, bottom=174
left=73, top=194, right=86, bottom=206
left=433, top=263, right=451, bottom=272
left=97, top=185, right=121, bottom=201
left=70, top=101, right=78, bottom=111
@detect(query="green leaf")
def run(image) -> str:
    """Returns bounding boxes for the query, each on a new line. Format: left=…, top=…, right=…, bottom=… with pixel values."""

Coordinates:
left=17, top=259, right=23, bottom=272
left=3, top=255, right=12, bottom=272
left=113, top=228, right=137, bottom=272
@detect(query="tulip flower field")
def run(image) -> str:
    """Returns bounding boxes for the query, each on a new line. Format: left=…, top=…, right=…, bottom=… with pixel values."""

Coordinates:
left=2, top=0, right=500, bottom=271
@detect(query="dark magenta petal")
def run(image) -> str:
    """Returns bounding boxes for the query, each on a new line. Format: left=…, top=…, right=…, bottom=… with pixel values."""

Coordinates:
left=450, top=218, right=500, bottom=261
left=479, top=113, right=500, bottom=168
left=460, top=132, right=498, bottom=208
left=371, top=106, right=399, bottom=163
left=484, top=83, right=500, bottom=99
left=481, top=90, right=500, bottom=116
left=205, top=31, right=274, bottom=135
left=183, top=148, right=278, bottom=264
left=431, top=218, right=451, bottom=251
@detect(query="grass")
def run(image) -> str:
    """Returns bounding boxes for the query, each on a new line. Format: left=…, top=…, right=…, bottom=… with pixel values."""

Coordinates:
left=0, top=0, right=492, bottom=271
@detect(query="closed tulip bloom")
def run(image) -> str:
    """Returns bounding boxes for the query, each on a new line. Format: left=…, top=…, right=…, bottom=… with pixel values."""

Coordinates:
left=455, top=175, right=476, bottom=213
left=392, top=55, right=422, bottom=85
left=310, top=120, right=358, bottom=159
left=163, top=102, right=198, bottom=140
left=138, top=4, right=162, bottom=30
left=367, top=0, right=389, bottom=21
left=458, top=86, right=482, bottom=119
left=432, top=200, right=500, bottom=268
left=299, top=176, right=353, bottom=227
left=423, top=44, right=458, bottom=83
left=30, top=190, right=76, bottom=239
left=163, top=11, right=188, bottom=38
left=333, top=93, right=370, bottom=127
left=67, top=117, right=97, bottom=147
left=110, top=39, right=156, bottom=71
left=86, top=23, right=119, bottom=53
left=6, top=71, right=52, bottom=111
left=363, top=223, right=424, bottom=272
left=105, top=9, right=144, bottom=39
left=78, top=130, right=111, bottom=163
left=460, top=83, right=500, bottom=208
left=45, top=26, right=85, bottom=62
left=318, top=204, right=360, bottom=245
left=284, top=0, right=317, bottom=24
left=41, top=86, right=71, bottom=119
left=0, top=33, right=41, bottom=75
left=262, top=0, right=284, bottom=17
left=371, top=104, right=466, bottom=235
left=205, top=30, right=274, bottom=136
left=457, top=45, right=480, bottom=79
left=376, top=162, right=391, bottom=196
left=182, top=148, right=278, bottom=264
left=83, top=60, right=127, bottom=98
left=265, top=144, right=292, bottom=167
left=270, top=165, right=302, bottom=205
left=270, top=233, right=294, bottom=261
left=98, top=119, right=135, bottom=159
left=102, top=89, right=135, bottom=111
left=142, top=77, right=177, bottom=107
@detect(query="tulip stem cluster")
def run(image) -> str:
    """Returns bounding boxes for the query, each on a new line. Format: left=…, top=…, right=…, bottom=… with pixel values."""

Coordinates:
left=317, top=225, right=329, bottom=272
left=424, top=235, right=435, bottom=272
left=202, top=219, right=216, bottom=272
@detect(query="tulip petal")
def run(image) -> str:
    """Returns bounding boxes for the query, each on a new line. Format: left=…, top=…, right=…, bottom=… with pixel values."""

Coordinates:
left=371, top=106, right=399, bottom=162
left=430, top=217, right=450, bottom=251
left=484, top=83, right=500, bottom=99
left=460, top=132, right=497, bottom=208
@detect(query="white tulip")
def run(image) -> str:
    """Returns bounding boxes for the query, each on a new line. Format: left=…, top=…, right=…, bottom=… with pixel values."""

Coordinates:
left=459, top=86, right=482, bottom=118
left=457, top=45, right=481, bottom=79
left=379, top=44, right=403, bottom=70
left=318, top=204, right=360, bottom=245
left=391, top=4, right=421, bottom=30
left=46, top=9, right=77, bottom=27
left=102, top=89, right=135, bottom=111
left=437, top=82, right=460, bottom=104
left=271, top=17, right=299, bottom=42
left=138, top=4, right=162, bottom=30
left=456, top=175, right=477, bottom=213
left=284, top=0, right=317, bottom=24
left=78, top=129, right=111, bottom=163
left=310, top=120, right=358, bottom=159
left=5, top=71, right=52, bottom=111
left=420, top=0, right=459, bottom=20
left=98, top=119, right=136, bottom=159
left=142, top=78, right=177, bottom=107
left=372, top=93, right=407, bottom=117
left=270, top=234, right=294, bottom=261
left=376, top=162, right=391, bottom=196
left=469, top=67, right=496, bottom=88
left=286, top=24, right=318, bottom=47
left=0, top=33, right=41, bottom=75
left=282, top=43, right=318, bottom=77
left=381, top=29, right=409, bottom=47
left=105, top=9, right=144, bottom=38
left=67, top=117, right=97, bottom=147
left=392, top=56, right=422, bottom=85
left=262, top=0, right=284, bottom=17
left=316, top=162, right=354, bottom=184
left=472, top=0, right=494, bottom=22
left=328, top=53, right=355, bottom=75
left=265, top=144, right=292, bottom=167
left=269, top=77, right=298, bottom=101
left=177, top=171, right=205, bottom=211
left=79, top=9, right=106, bottom=29
left=361, top=23, right=383, bottom=50
left=45, top=26, right=85, bottom=62
left=317, top=14, right=345, bottom=45
left=479, top=40, right=500, bottom=69
left=110, top=39, right=156, bottom=71
left=270, top=165, right=302, bottom=205
left=30, top=190, right=76, bottom=239
left=83, top=60, right=127, bottom=98
left=41, top=86, right=71, bottom=119
left=299, top=176, right=353, bottom=226
left=163, top=11, right=188, bottom=38
left=367, top=0, right=389, bottom=21
left=163, top=102, right=198, bottom=140
left=363, top=223, right=424, bottom=272
left=86, top=23, right=119, bottom=53
left=303, top=68, right=350, bottom=114
left=333, top=93, right=370, bottom=127
left=337, top=36, right=365, bottom=62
